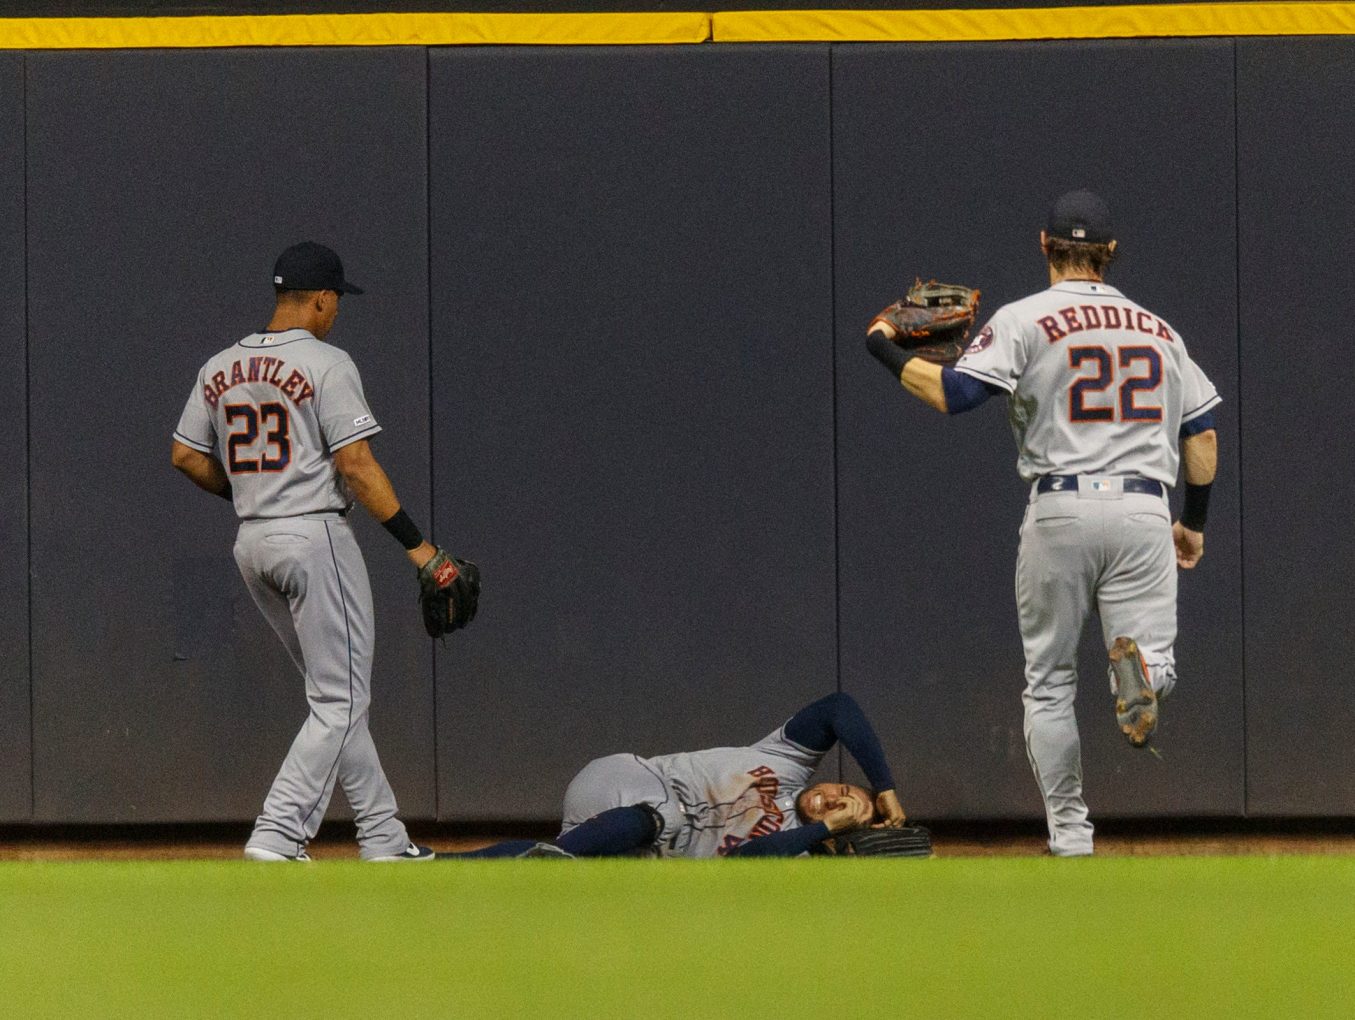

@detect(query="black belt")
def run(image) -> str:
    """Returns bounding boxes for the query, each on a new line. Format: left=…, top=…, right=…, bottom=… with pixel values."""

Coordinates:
left=1036, top=475, right=1165, bottom=498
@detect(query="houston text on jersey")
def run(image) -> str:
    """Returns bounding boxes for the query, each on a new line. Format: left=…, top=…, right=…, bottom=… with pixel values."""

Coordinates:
left=717, top=765, right=787, bottom=855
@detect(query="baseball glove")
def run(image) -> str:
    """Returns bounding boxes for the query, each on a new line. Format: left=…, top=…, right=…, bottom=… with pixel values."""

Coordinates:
left=816, top=825, right=934, bottom=858
left=418, top=548, right=481, bottom=639
left=868, top=279, right=981, bottom=365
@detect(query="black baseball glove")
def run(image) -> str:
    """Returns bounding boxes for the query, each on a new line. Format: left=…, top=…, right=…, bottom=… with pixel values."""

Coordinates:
left=815, top=825, right=934, bottom=858
left=418, top=548, right=481, bottom=638
left=868, top=279, right=981, bottom=365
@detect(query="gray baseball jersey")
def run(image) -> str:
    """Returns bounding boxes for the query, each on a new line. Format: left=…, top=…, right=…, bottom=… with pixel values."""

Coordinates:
left=955, top=281, right=1220, bottom=483
left=953, top=280, right=1219, bottom=856
left=560, top=725, right=823, bottom=858
left=174, top=326, right=410, bottom=861
left=173, top=328, right=381, bottom=518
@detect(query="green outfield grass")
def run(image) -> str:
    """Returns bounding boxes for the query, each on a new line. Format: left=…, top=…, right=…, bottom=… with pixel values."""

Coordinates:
left=1, top=856, right=1351, bottom=1018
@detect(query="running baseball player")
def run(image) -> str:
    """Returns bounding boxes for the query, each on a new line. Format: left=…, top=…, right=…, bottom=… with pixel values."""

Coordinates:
left=443, top=691, right=907, bottom=858
left=171, top=241, right=476, bottom=862
left=865, top=191, right=1220, bottom=856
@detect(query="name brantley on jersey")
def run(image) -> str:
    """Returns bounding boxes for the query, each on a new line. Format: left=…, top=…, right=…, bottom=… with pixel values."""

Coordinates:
left=201, top=354, right=315, bottom=409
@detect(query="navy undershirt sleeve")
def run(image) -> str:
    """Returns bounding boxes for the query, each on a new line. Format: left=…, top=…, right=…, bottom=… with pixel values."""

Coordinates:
left=941, top=367, right=1001, bottom=414
left=1180, top=411, right=1216, bottom=438
left=725, top=821, right=831, bottom=857
left=783, top=692, right=896, bottom=791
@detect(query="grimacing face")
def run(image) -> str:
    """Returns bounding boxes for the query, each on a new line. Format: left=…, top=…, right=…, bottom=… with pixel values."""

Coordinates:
left=796, top=782, right=875, bottom=827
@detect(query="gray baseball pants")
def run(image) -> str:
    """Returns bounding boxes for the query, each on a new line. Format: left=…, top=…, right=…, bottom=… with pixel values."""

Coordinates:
left=234, top=513, right=409, bottom=860
left=1015, top=478, right=1178, bottom=856
left=560, top=754, right=685, bottom=854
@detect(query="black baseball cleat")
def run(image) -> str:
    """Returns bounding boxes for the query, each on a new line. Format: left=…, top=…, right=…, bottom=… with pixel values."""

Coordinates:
left=516, top=842, right=575, bottom=859
left=1109, top=636, right=1158, bottom=748
left=369, top=843, right=436, bottom=862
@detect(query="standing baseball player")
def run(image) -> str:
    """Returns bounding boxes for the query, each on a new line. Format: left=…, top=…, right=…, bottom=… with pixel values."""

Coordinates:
left=443, top=691, right=908, bottom=858
left=171, top=241, right=478, bottom=862
left=865, top=191, right=1220, bottom=856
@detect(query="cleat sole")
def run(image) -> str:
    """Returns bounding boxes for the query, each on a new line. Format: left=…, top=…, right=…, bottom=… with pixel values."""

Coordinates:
left=1109, top=637, right=1158, bottom=749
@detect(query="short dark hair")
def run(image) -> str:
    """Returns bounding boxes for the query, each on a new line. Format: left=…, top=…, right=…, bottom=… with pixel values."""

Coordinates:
left=1045, top=236, right=1118, bottom=277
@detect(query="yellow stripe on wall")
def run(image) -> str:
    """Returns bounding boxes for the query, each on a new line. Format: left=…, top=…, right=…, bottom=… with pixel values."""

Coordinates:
left=0, top=12, right=712, bottom=49
left=1, top=4, right=1354, bottom=49
left=714, top=4, right=1355, bottom=43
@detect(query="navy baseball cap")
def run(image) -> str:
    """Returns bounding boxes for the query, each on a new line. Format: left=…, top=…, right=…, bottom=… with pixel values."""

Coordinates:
left=272, top=241, right=364, bottom=294
left=1047, top=190, right=1113, bottom=244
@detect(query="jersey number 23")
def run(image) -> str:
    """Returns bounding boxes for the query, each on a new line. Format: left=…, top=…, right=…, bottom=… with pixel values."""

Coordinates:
left=224, top=402, right=291, bottom=473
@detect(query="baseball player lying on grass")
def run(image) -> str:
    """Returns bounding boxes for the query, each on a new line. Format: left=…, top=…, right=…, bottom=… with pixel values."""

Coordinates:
left=442, top=692, right=914, bottom=859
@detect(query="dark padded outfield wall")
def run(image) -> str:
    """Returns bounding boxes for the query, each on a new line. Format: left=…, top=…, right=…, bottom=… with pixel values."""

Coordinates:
left=1238, top=40, right=1355, bottom=816
left=429, top=45, right=835, bottom=820
left=834, top=40, right=1242, bottom=820
left=0, top=54, right=30, bottom=822
left=26, top=49, right=433, bottom=822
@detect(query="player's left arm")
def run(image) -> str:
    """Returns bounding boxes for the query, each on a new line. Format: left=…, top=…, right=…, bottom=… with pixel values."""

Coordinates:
left=723, top=822, right=831, bottom=857
left=170, top=440, right=231, bottom=501
left=1174, top=422, right=1218, bottom=569
left=784, top=692, right=906, bottom=826
left=725, top=797, right=873, bottom=857
left=314, top=360, right=442, bottom=572
left=333, top=440, right=439, bottom=570
left=867, top=325, right=947, bottom=411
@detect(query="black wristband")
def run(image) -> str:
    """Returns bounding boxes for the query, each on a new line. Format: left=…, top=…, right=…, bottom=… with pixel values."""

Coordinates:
left=1180, top=482, right=1212, bottom=532
left=866, top=331, right=916, bottom=379
left=381, top=508, right=424, bottom=550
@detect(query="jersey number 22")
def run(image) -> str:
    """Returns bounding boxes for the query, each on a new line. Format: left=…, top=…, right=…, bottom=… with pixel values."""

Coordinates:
left=1068, top=346, right=1163, bottom=423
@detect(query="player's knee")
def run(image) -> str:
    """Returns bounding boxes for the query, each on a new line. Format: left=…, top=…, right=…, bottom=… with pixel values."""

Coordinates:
left=308, top=698, right=356, bottom=727
left=821, top=690, right=858, bottom=713
left=555, top=804, right=662, bottom=857
left=634, top=803, right=663, bottom=844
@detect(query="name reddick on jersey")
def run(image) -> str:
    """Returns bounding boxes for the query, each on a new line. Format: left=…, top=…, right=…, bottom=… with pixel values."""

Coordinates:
left=1035, top=301, right=1176, bottom=344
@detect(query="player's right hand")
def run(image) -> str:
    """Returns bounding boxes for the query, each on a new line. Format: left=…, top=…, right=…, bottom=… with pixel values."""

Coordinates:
left=872, top=789, right=907, bottom=828
left=1172, top=521, right=1204, bottom=569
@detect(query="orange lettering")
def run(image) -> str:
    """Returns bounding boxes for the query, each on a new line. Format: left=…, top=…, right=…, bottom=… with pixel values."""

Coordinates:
left=1059, top=307, right=1084, bottom=333
left=281, top=370, right=306, bottom=398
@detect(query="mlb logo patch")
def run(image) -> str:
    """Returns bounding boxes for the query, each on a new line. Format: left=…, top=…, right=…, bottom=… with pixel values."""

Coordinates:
left=1090, top=479, right=1112, bottom=492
